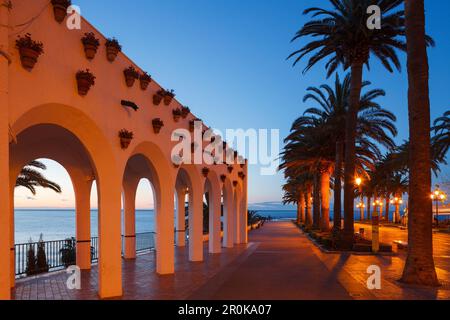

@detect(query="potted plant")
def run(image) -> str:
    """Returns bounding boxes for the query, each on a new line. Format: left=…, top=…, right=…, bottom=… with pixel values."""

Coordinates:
left=139, top=72, right=152, bottom=90
left=153, top=89, right=165, bottom=106
left=76, top=69, right=96, bottom=96
left=220, top=175, right=227, bottom=183
left=163, top=89, right=176, bottom=106
left=152, top=118, right=164, bottom=134
left=233, top=181, right=238, bottom=187
left=181, top=106, right=190, bottom=119
left=105, top=38, right=122, bottom=62
left=123, top=66, right=139, bottom=87
left=15, top=33, right=44, bottom=71
left=227, top=165, right=233, bottom=173
left=172, top=108, right=182, bottom=122
left=51, top=0, right=71, bottom=23
left=81, top=32, right=100, bottom=60
left=238, top=172, right=246, bottom=180
left=202, top=167, right=210, bottom=178
left=119, top=129, right=133, bottom=149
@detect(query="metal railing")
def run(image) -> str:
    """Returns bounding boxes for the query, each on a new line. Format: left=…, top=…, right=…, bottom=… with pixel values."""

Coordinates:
left=15, top=232, right=156, bottom=277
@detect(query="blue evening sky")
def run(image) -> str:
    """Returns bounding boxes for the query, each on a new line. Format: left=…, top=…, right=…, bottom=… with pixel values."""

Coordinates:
left=15, top=0, right=450, bottom=209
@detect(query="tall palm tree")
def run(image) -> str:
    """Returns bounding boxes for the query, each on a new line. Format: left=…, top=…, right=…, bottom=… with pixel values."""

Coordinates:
left=288, top=0, right=409, bottom=248
left=16, top=161, right=62, bottom=195
left=299, top=74, right=397, bottom=232
left=433, top=111, right=450, bottom=159
left=401, top=0, right=439, bottom=286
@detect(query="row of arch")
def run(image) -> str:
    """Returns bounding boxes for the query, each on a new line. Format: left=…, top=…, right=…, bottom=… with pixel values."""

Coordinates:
left=1, top=104, right=248, bottom=299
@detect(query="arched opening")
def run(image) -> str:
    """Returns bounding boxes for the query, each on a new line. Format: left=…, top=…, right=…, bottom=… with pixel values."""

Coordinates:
left=10, top=124, right=98, bottom=290
left=175, top=166, right=203, bottom=262
left=203, top=171, right=222, bottom=254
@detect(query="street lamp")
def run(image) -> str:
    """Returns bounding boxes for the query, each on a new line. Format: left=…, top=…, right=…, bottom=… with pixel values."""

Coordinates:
left=431, top=185, right=447, bottom=227
left=390, top=197, right=403, bottom=224
left=355, top=177, right=364, bottom=220
left=356, top=201, right=365, bottom=221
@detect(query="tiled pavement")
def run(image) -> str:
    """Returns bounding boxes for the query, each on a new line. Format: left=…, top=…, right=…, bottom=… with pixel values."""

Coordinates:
left=13, top=221, right=450, bottom=300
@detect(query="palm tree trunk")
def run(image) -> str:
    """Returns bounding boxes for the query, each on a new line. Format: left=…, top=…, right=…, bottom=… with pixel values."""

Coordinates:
left=313, top=173, right=321, bottom=229
left=384, top=197, right=390, bottom=222
left=333, top=140, right=343, bottom=231
left=297, top=192, right=305, bottom=225
left=401, top=0, right=439, bottom=286
left=305, top=187, right=313, bottom=227
left=342, top=63, right=364, bottom=248
left=366, top=196, right=371, bottom=221
left=320, top=168, right=331, bottom=231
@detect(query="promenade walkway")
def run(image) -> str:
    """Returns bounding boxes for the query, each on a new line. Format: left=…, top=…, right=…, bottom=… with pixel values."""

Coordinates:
left=13, top=221, right=450, bottom=300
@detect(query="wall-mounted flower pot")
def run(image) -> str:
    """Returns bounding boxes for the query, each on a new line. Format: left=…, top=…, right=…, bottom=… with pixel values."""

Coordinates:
left=140, top=72, right=152, bottom=90
left=123, top=66, right=139, bottom=87
left=238, top=172, right=246, bottom=180
left=202, top=168, right=210, bottom=178
left=163, top=90, right=175, bottom=106
left=51, top=0, right=71, bottom=23
left=172, top=108, right=182, bottom=122
left=233, top=181, right=238, bottom=187
left=181, top=106, right=190, bottom=119
left=119, top=129, right=133, bottom=149
left=153, top=90, right=164, bottom=106
left=220, top=175, right=227, bottom=183
left=152, top=118, right=164, bottom=134
left=15, top=34, right=44, bottom=71
left=76, top=69, right=96, bottom=96
left=81, top=32, right=100, bottom=60
left=227, top=166, right=233, bottom=173
left=105, top=38, right=122, bottom=62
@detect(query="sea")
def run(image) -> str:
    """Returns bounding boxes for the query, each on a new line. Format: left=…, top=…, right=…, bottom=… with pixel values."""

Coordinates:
left=14, top=209, right=297, bottom=245
left=14, top=208, right=449, bottom=245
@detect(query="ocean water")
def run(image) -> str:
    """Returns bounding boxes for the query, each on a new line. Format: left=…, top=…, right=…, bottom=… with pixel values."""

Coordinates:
left=14, top=209, right=297, bottom=245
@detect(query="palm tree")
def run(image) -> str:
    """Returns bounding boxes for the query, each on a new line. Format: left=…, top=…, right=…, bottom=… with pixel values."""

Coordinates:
left=288, top=0, right=409, bottom=248
left=16, top=161, right=62, bottom=195
left=433, top=111, right=450, bottom=159
left=401, top=0, right=439, bottom=287
left=299, top=74, right=397, bottom=231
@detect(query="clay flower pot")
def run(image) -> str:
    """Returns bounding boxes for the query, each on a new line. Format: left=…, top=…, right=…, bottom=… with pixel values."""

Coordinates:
left=153, top=90, right=164, bottom=106
left=76, top=70, right=96, bottom=96
left=123, top=66, right=139, bottom=87
left=118, top=129, right=133, bottom=149
left=220, top=175, right=227, bottom=183
left=202, top=168, right=210, bottom=178
left=15, top=34, right=44, bottom=71
left=227, top=166, right=233, bottom=173
left=140, top=73, right=152, bottom=90
left=19, top=47, right=41, bottom=71
left=181, top=106, right=190, bottom=119
left=81, top=33, right=100, bottom=60
left=105, top=38, right=122, bottom=62
left=172, top=109, right=182, bottom=122
left=233, top=181, right=238, bottom=187
left=152, top=118, right=164, bottom=134
left=163, top=90, right=175, bottom=106
left=51, top=0, right=70, bottom=23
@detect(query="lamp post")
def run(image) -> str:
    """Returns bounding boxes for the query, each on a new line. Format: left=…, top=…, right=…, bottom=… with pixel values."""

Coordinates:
left=431, top=185, right=447, bottom=227
left=355, top=177, right=364, bottom=220
left=371, top=199, right=382, bottom=253
left=390, top=196, right=403, bottom=224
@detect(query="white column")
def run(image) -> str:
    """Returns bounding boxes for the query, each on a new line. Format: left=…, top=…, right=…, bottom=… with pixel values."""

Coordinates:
left=234, top=193, right=241, bottom=244
left=209, top=189, right=221, bottom=254
left=97, top=176, right=122, bottom=299
left=123, top=179, right=138, bottom=260
left=0, top=1, right=11, bottom=300
left=176, top=188, right=186, bottom=247
left=155, top=185, right=175, bottom=274
left=189, top=186, right=203, bottom=261
left=74, top=178, right=93, bottom=270
left=223, top=189, right=234, bottom=248
left=240, top=180, right=248, bottom=244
